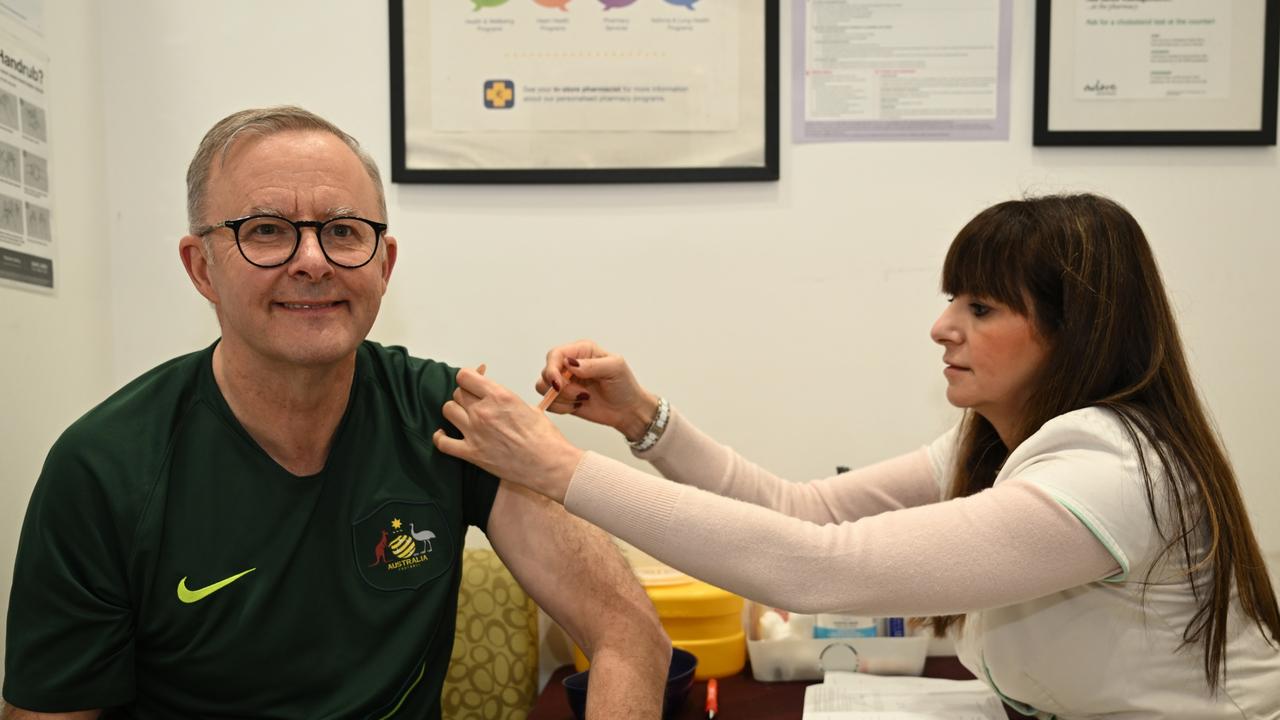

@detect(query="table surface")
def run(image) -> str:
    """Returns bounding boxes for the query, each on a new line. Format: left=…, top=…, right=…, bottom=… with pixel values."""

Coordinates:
left=528, top=658, right=1034, bottom=720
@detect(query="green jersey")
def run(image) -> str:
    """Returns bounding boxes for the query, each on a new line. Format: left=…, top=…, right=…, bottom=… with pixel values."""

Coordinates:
left=4, top=341, right=500, bottom=718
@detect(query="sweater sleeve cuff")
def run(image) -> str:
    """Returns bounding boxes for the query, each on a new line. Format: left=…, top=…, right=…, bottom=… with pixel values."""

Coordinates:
left=565, top=451, right=683, bottom=550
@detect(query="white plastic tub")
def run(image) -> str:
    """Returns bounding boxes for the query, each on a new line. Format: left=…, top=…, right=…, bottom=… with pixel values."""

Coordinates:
left=746, top=635, right=930, bottom=682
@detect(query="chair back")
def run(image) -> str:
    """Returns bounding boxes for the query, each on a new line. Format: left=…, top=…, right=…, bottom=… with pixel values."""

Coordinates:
left=441, top=548, right=540, bottom=720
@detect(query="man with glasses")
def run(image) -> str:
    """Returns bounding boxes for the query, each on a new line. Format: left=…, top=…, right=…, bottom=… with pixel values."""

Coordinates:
left=2, top=107, right=669, bottom=719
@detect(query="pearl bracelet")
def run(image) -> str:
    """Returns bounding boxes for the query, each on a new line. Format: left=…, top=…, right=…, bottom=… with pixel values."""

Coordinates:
left=628, top=397, right=670, bottom=452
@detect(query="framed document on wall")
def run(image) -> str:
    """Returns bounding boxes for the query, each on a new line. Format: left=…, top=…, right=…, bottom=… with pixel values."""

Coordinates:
left=389, top=0, right=779, bottom=183
left=1033, top=0, right=1279, bottom=146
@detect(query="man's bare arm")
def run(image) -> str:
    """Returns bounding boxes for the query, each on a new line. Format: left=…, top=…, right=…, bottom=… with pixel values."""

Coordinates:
left=486, top=481, right=670, bottom=719
left=0, top=703, right=100, bottom=720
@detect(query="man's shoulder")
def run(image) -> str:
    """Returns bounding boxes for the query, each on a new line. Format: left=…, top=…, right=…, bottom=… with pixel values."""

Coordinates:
left=47, top=346, right=212, bottom=490
left=357, top=341, right=461, bottom=424
left=357, top=341, right=501, bottom=528
left=69, top=346, right=209, bottom=436
left=359, top=341, right=458, bottom=386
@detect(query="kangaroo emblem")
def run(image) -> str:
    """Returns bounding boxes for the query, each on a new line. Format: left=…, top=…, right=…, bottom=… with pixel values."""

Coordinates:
left=409, top=523, right=436, bottom=554
left=370, top=529, right=389, bottom=566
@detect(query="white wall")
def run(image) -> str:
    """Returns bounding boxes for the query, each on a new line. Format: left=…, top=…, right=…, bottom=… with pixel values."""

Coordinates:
left=101, top=0, right=1279, bottom=548
left=3, top=0, right=1278, bottom=689
left=0, top=0, right=111, bottom=685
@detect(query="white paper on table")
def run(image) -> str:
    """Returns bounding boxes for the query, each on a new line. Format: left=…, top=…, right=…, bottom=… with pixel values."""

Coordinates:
left=802, top=671, right=1008, bottom=720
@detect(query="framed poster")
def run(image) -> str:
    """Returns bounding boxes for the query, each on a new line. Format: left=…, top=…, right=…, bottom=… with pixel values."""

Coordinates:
left=389, top=0, right=779, bottom=183
left=1033, top=0, right=1278, bottom=146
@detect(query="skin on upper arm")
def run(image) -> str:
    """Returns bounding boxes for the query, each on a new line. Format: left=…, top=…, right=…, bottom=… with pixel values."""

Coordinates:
left=485, top=481, right=669, bottom=719
left=0, top=704, right=101, bottom=720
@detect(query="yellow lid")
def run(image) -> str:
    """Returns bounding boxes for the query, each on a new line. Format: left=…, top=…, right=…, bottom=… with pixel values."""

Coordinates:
left=621, top=544, right=743, bottom=618
left=645, top=580, right=743, bottom=618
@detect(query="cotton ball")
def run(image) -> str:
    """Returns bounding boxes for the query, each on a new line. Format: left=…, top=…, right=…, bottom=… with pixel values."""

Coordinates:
left=759, top=610, right=791, bottom=640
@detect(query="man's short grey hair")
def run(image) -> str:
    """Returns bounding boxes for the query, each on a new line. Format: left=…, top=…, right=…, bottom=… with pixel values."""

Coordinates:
left=186, top=106, right=387, bottom=234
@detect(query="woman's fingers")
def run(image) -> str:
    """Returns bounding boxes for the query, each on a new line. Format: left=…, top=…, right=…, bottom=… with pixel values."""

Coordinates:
left=456, top=366, right=492, bottom=395
left=539, top=365, right=566, bottom=393
left=431, top=428, right=470, bottom=461
left=441, top=399, right=471, bottom=433
left=543, top=340, right=603, bottom=387
left=435, top=369, right=583, bottom=503
left=536, top=376, right=588, bottom=398
left=452, top=384, right=482, bottom=408
left=545, top=395, right=582, bottom=416
left=550, top=351, right=632, bottom=387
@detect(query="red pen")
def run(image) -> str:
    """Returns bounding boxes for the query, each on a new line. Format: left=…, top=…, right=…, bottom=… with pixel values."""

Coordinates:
left=705, top=677, right=718, bottom=719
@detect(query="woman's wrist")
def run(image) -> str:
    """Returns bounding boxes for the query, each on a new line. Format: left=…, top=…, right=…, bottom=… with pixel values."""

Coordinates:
left=535, top=440, right=585, bottom=505
left=627, top=397, right=669, bottom=452
left=619, top=393, right=661, bottom=443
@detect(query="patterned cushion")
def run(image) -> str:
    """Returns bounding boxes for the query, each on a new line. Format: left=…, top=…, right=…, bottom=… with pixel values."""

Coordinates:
left=442, top=548, right=539, bottom=720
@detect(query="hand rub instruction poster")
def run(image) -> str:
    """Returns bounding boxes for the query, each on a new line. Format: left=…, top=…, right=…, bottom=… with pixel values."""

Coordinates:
left=401, top=0, right=763, bottom=171
left=0, top=6, right=52, bottom=292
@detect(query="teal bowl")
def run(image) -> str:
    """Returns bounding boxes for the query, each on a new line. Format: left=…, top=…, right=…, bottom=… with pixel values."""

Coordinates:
left=563, top=647, right=698, bottom=720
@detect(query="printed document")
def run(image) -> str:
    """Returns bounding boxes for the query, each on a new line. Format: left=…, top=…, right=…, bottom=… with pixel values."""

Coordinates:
left=802, top=671, right=1007, bottom=720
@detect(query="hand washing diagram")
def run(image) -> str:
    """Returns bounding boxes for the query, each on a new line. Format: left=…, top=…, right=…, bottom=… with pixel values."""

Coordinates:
left=0, top=21, right=54, bottom=291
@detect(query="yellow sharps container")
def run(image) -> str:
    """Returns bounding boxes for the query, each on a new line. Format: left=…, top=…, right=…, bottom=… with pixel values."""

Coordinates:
left=573, top=578, right=746, bottom=680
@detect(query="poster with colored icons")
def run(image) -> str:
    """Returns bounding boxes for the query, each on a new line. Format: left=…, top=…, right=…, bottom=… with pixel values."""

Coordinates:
left=435, top=0, right=738, bottom=134
left=389, top=0, right=779, bottom=183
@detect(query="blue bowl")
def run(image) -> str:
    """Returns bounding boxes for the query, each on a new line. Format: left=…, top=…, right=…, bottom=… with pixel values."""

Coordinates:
left=563, top=646, right=698, bottom=720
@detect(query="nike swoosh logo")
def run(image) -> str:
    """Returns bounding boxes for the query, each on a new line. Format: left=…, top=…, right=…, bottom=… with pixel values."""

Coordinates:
left=177, top=568, right=257, bottom=604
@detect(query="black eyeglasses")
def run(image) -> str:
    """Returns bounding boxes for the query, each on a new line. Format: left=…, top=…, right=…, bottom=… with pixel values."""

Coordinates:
left=197, top=214, right=387, bottom=269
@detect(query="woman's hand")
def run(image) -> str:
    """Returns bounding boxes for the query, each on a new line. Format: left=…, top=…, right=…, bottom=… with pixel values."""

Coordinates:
left=536, top=340, right=660, bottom=442
left=433, top=367, right=584, bottom=504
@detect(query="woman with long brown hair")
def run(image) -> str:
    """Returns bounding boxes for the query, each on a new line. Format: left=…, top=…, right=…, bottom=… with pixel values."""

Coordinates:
left=436, top=194, right=1280, bottom=718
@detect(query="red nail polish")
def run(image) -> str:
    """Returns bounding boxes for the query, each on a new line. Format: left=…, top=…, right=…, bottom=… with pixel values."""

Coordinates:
left=566, top=357, right=580, bottom=367
left=552, top=380, right=561, bottom=391
left=576, top=392, right=590, bottom=401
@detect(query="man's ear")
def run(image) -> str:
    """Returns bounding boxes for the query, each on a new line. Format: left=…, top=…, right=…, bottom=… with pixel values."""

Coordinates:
left=179, top=234, right=220, bottom=305
left=380, top=234, right=398, bottom=286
